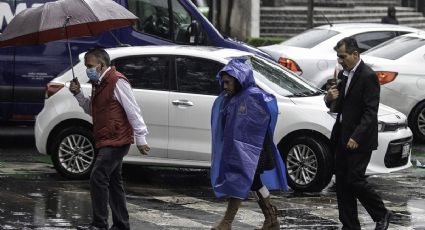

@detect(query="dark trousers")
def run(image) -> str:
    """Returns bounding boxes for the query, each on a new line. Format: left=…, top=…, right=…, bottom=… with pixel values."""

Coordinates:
left=91, top=145, right=130, bottom=230
left=335, top=145, right=387, bottom=230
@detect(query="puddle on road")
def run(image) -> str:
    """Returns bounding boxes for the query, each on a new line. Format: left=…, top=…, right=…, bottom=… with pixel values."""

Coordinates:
left=2, top=165, right=425, bottom=229
left=0, top=176, right=92, bottom=229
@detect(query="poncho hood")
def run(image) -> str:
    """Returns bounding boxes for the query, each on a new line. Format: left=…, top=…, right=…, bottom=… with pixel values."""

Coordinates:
left=217, top=58, right=255, bottom=90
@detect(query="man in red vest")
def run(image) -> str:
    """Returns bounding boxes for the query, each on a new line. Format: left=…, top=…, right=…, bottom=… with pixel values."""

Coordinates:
left=69, top=48, right=150, bottom=230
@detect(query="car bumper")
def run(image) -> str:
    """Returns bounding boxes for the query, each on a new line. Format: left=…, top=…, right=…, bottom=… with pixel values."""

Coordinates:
left=35, top=103, right=52, bottom=155
left=367, top=127, right=413, bottom=174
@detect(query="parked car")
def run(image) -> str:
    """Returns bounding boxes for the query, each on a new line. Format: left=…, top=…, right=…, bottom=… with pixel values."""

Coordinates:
left=361, top=32, right=425, bottom=142
left=0, top=0, right=270, bottom=132
left=35, top=46, right=412, bottom=192
left=259, top=23, right=421, bottom=89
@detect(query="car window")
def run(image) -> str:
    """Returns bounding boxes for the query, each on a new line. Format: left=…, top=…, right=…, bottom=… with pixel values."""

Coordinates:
left=128, top=0, right=172, bottom=40
left=353, top=31, right=396, bottom=52
left=172, top=0, right=192, bottom=43
left=283, top=29, right=339, bottom=48
left=175, top=56, right=222, bottom=95
left=128, top=0, right=206, bottom=45
left=246, top=56, right=321, bottom=97
left=397, top=31, right=413, bottom=36
left=113, top=56, right=169, bottom=90
left=364, top=36, right=425, bottom=60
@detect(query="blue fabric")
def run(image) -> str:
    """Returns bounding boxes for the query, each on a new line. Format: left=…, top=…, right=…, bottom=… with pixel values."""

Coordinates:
left=211, top=58, right=288, bottom=199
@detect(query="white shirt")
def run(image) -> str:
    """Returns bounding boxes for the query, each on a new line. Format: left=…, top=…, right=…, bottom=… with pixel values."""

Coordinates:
left=339, top=58, right=361, bottom=122
left=74, top=67, right=149, bottom=145
left=342, top=58, right=362, bottom=96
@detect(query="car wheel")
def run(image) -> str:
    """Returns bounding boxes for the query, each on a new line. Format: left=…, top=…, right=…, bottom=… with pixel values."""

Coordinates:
left=51, top=126, right=96, bottom=179
left=280, top=136, right=333, bottom=192
left=409, top=101, right=425, bottom=142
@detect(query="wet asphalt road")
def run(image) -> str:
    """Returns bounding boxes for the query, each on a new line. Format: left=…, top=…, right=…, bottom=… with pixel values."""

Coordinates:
left=1, top=136, right=425, bottom=230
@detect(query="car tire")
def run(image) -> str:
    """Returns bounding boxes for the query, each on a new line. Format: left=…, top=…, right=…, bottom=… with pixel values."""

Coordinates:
left=280, top=136, right=333, bottom=192
left=50, top=126, right=96, bottom=179
left=409, top=101, right=425, bottom=143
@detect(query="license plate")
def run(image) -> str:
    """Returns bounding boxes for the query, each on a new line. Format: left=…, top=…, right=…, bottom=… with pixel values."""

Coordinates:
left=402, top=143, right=411, bottom=158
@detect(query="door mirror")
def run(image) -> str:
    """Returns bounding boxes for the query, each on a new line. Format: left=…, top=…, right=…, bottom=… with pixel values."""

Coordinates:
left=187, top=20, right=201, bottom=45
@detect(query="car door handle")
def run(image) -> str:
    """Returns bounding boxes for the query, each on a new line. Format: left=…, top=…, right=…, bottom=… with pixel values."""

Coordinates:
left=172, top=100, right=194, bottom=106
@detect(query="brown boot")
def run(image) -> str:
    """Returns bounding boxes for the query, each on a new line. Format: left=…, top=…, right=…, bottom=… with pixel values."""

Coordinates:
left=211, top=198, right=242, bottom=230
left=255, top=191, right=280, bottom=230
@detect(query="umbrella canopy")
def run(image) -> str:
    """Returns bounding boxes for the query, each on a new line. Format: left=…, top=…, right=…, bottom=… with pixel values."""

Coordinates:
left=0, top=0, right=138, bottom=47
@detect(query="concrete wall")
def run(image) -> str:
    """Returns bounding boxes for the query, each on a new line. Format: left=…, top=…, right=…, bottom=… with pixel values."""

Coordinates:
left=219, top=0, right=260, bottom=40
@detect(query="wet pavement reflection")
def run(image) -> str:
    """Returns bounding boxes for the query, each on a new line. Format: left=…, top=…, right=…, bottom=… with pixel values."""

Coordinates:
left=1, top=137, right=425, bottom=229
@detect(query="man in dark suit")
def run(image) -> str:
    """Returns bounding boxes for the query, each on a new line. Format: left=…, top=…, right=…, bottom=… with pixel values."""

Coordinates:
left=325, top=37, right=393, bottom=230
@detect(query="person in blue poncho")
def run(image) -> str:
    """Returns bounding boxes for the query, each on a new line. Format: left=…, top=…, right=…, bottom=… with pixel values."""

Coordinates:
left=210, top=58, right=288, bottom=230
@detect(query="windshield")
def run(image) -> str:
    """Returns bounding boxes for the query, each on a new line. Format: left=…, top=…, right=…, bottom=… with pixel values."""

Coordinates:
left=283, top=29, right=339, bottom=48
left=243, top=56, right=321, bottom=97
left=363, top=36, right=425, bottom=60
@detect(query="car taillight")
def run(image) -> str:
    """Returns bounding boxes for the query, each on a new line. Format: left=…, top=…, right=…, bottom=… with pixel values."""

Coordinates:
left=46, top=82, right=64, bottom=98
left=376, top=71, right=397, bottom=85
left=278, top=57, right=303, bottom=75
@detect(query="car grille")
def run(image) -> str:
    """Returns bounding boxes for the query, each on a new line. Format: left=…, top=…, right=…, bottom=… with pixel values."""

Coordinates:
left=384, top=137, right=412, bottom=168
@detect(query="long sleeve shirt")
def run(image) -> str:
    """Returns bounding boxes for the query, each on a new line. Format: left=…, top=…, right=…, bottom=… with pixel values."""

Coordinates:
left=74, top=68, right=148, bottom=145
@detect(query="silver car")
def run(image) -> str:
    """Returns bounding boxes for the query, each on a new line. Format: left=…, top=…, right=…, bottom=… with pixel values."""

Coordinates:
left=260, top=23, right=422, bottom=89
left=362, top=32, right=425, bottom=142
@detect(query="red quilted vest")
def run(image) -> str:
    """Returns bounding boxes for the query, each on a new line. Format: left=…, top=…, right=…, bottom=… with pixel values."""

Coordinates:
left=91, top=67, right=134, bottom=148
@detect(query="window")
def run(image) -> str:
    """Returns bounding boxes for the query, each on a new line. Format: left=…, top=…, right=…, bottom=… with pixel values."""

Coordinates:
left=113, top=56, right=169, bottom=90
left=353, top=31, right=396, bottom=52
left=247, top=56, right=321, bottom=97
left=175, top=57, right=222, bottom=95
left=172, top=0, right=192, bottom=43
left=364, top=36, right=425, bottom=60
left=128, top=0, right=171, bottom=40
left=283, top=29, right=339, bottom=48
left=128, top=0, right=207, bottom=45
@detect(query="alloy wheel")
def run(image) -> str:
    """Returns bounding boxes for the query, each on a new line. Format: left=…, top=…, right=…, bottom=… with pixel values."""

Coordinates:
left=58, top=134, right=95, bottom=174
left=418, top=107, right=425, bottom=137
left=286, top=144, right=318, bottom=185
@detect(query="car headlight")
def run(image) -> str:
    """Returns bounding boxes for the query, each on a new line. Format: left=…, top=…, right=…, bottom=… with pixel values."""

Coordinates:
left=378, top=121, right=408, bottom=132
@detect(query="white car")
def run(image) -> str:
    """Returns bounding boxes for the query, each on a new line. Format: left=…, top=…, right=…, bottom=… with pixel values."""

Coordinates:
left=361, top=32, right=425, bottom=142
left=260, top=23, right=422, bottom=89
left=35, top=46, right=412, bottom=192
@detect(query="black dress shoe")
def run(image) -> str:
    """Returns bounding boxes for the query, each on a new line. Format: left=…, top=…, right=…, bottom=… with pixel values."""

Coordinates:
left=76, top=225, right=107, bottom=230
left=375, top=210, right=393, bottom=230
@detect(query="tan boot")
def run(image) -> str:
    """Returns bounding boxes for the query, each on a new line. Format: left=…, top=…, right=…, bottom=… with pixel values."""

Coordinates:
left=211, top=198, right=242, bottom=230
left=255, top=191, right=280, bottom=230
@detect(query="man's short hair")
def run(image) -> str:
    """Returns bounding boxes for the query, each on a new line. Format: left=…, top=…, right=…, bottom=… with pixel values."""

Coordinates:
left=334, top=37, right=360, bottom=54
left=85, top=47, right=111, bottom=67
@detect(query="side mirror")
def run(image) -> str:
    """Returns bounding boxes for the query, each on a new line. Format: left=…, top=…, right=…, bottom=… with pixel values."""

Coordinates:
left=187, top=20, right=201, bottom=45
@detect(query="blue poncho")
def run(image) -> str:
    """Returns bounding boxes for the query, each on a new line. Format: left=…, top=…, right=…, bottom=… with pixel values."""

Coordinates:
left=210, top=58, right=288, bottom=199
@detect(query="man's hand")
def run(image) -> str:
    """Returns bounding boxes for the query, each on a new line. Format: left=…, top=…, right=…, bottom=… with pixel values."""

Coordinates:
left=69, top=78, right=81, bottom=95
left=137, top=144, right=150, bottom=155
left=326, top=85, right=339, bottom=102
left=347, top=138, right=359, bottom=150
